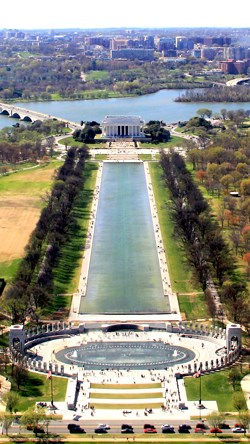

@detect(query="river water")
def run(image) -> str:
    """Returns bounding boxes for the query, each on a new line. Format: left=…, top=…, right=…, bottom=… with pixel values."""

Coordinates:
left=0, top=89, right=250, bottom=129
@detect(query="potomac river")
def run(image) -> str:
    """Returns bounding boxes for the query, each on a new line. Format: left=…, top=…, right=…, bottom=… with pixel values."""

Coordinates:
left=0, top=89, right=250, bottom=129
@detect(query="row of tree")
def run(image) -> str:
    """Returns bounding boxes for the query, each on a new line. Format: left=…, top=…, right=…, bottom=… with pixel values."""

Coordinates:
left=4, top=146, right=90, bottom=323
left=0, top=120, right=67, bottom=166
left=160, top=151, right=249, bottom=328
left=176, top=85, right=250, bottom=102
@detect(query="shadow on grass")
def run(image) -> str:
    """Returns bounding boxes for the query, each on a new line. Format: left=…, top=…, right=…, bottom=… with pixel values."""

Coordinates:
left=17, top=374, right=44, bottom=399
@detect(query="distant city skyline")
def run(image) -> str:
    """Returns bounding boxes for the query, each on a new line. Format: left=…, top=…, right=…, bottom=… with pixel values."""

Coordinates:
left=1, top=0, right=250, bottom=30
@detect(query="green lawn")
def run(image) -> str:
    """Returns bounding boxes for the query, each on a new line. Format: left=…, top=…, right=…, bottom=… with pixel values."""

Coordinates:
left=0, top=161, right=62, bottom=197
left=178, top=293, right=209, bottom=320
left=185, top=368, right=247, bottom=412
left=0, top=259, right=21, bottom=282
left=89, top=402, right=164, bottom=410
left=90, top=392, right=162, bottom=399
left=149, top=163, right=204, bottom=319
left=139, top=154, right=152, bottom=161
left=1, top=369, right=68, bottom=411
left=90, top=383, right=162, bottom=389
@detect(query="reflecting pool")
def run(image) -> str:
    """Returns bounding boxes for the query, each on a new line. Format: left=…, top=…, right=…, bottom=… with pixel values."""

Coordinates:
left=79, top=162, right=170, bottom=314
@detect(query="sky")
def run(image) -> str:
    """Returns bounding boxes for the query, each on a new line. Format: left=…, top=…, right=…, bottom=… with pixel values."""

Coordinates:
left=1, top=0, right=249, bottom=30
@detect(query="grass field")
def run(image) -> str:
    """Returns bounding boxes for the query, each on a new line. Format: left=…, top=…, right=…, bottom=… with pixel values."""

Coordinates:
left=90, top=392, right=163, bottom=399
left=0, top=160, right=62, bottom=277
left=89, top=402, right=164, bottom=410
left=185, top=368, right=247, bottom=412
left=90, top=383, right=162, bottom=389
left=1, top=367, right=67, bottom=411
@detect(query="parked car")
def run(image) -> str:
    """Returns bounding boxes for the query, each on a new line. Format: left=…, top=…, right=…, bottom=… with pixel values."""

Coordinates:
left=162, top=425, right=175, bottom=433
left=95, top=427, right=108, bottom=434
left=98, top=423, right=110, bottom=430
left=210, top=427, right=222, bottom=433
left=196, top=422, right=207, bottom=429
left=121, top=424, right=134, bottom=433
left=178, top=424, right=191, bottom=433
left=218, top=423, right=230, bottom=429
left=33, top=426, right=45, bottom=434
left=144, top=424, right=157, bottom=433
left=67, top=424, right=85, bottom=433
left=195, top=427, right=206, bottom=433
left=232, top=427, right=245, bottom=433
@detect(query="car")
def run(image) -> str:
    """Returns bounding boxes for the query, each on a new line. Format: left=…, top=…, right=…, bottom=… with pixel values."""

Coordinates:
left=121, top=424, right=133, bottom=429
left=121, top=424, right=134, bottom=433
left=179, top=424, right=191, bottom=429
left=210, top=427, right=222, bottom=433
left=232, top=427, right=245, bottom=433
left=98, top=423, right=110, bottom=430
left=162, top=425, right=175, bottom=433
left=195, top=427, right=206, bottom=433
left=144, top=424, right=157, bottom=433
left=33, top=426, right=45, bottom=434
left=196, top=422, right=207, bottom=429
left=218, top=423, right=230, bottom=429
left=67, top=424, right=85, bottom=434
left=178, top=424, right=191, bottom=433
left=121, top=427, right=134, bottom=434
left=95, top=427, right=108, bottom=434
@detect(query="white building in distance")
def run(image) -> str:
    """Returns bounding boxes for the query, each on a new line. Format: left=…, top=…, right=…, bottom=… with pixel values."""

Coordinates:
left=101, top=115, right=145, bottom=139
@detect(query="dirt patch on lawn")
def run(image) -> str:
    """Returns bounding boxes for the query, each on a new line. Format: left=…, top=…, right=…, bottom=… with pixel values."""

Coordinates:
left=0, top=164, right=58, bottom=263
left=0, top=201, right=40, bottom=261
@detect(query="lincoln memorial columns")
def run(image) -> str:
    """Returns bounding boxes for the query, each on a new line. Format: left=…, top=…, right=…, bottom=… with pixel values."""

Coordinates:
left=101, top=116, right=145, bottom=139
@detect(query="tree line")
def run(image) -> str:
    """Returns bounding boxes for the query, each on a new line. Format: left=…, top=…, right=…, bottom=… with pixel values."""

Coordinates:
left=175, top=85, right=250, bottom=102
left=4, top=145, right=90, bottom=323
left=0, top=120, right=66, bottom=169
left=160, top=151, right=249, bottom=329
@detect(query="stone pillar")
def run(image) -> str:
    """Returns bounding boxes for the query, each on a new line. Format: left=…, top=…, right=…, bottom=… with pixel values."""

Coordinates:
left=61, top=365, right=64, bottom=376
left=226, top=324, right=241, bottom=353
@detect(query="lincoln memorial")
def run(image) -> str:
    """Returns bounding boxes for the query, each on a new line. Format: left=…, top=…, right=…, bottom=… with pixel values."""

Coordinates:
left=101, top=115, right=145, bottom=139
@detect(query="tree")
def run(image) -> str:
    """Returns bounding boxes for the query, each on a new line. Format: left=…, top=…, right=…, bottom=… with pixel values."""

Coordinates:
left=12, top=364, right=28, bottom=390
left=0, top=412, right=14, bottom=435
left=197, top=108, right=212, bottom=119
left=233, top=392, right=246, bottom=413
left=241, top=178, right=250, bottom=197
left=238, top=410, right=250, bottom=434
left=2, top=392, right=20, bottom=413
left=20, top=406, right=47, bottom=436
left=228, top=368, right=241, bottom=391
left=207, top=411, right=225, bottom=433
left=243, top=252, right=250, bottom=277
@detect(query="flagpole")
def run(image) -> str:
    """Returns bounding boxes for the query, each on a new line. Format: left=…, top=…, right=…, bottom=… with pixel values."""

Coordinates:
left=50, top=374, right=54, bottom=406
left=199, top=373, right=202, bottom=420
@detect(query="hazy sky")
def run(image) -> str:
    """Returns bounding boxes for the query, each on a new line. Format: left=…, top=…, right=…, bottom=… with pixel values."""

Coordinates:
left=1, top=0, right=249, bottom=30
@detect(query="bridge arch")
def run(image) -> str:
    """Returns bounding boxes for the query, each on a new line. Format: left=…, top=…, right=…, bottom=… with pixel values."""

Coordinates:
left=0, top=109, right=10, bottom=116
left=22, top=115, right=32, bottom=122
left=11, top=112, right=21, bottom=119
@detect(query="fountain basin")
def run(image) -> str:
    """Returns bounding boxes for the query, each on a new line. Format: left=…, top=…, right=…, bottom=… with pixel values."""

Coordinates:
left=55, top=341, right=195, bottom=370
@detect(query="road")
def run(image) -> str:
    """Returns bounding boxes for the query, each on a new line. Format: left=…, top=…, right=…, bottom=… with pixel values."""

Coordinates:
left=9, top=418, right=243, bottom=435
